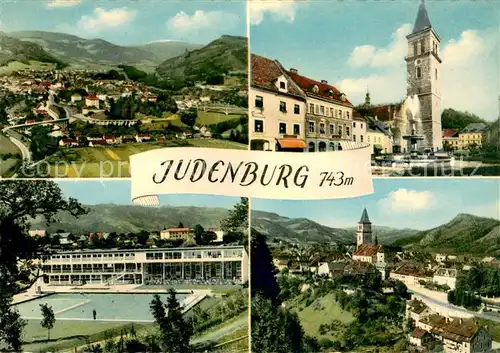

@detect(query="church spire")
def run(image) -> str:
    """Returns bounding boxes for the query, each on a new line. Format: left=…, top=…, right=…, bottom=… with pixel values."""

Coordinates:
left=412, top=0, right=432, bottom=34
left=359, top=208, right=370, bottom=223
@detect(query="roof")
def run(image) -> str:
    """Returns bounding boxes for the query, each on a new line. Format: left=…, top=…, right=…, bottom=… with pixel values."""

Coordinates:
left=353, top=244, right=383, bottom=257
left=164, top=227, right=190, bottom=232
left=250, top=54, right=305, bottom=99
left=442, top=129, right=459, bottom=138
left=434, top=268, right=458, bottom=278
left=286, top=70, right=353, bottom=107
left=407, top=299, right=428, bottom=315
left=276, top=137, right=306, bottom=149
left=460, top=123, right=489, bottom=133
left=411, top=328, right=429, bottom=339
left=433, top=319, right=482, bottom=344
left=412, top=0, right=432, bottom=34
left=393, top=262, right=433, bottom=277
left=420, top=314, right=446, bottom=328
left=359, top=208, right=370, bottom=223
left=86, top=94, right=99, bottom=100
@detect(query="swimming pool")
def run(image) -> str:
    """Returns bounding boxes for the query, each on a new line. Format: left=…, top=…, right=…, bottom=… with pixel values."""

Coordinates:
left=15, top=293, right=188, bottom=322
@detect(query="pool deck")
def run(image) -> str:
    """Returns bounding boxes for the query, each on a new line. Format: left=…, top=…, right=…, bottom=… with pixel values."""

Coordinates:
left=13, top=280, right=213, bottom=305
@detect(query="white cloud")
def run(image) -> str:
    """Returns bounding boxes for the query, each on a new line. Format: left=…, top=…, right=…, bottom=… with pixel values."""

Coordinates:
left=77, top=7, right=136, bottom=31
left=167, top=10, right=239, bottom=33
left=338, top=25, right=498, bottom=120
left=249, top=0, right=301, bottom=25
left=378, top=188, right=434, bottom=213
left=47, top=0, right=82, bottom=8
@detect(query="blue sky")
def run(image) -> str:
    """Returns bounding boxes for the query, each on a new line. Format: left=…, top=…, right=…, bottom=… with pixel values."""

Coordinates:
left=250, top=0, right=499, bottom=120
left=1, top=0, right=246, bottom=45
left=55, top=180, right=240, bottom=209
left=252, top=178, right=500, bottom=230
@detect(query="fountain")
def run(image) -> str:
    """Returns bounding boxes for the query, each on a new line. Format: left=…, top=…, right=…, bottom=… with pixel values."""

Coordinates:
left=402, top=95, right=425, bottom=153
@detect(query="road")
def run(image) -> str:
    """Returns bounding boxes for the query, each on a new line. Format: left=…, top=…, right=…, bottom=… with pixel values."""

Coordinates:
left=409, top=288, right=500, bottom=323
left=191, top=315, right=248, bottom=344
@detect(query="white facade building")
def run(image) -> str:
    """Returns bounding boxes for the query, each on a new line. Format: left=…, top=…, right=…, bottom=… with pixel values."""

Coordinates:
left=41, top=245, right=248, bottom=286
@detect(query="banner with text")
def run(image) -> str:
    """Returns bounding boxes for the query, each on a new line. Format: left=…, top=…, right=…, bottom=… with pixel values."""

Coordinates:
left=130, top=146, right=373, bottom=205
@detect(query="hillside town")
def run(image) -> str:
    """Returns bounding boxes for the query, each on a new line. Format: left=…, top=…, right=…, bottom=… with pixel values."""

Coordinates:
left=264, top=208, right=500, bottom=353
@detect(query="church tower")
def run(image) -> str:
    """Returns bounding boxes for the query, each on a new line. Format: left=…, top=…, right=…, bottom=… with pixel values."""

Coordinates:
left=356, top=208, right=372, bottom=248
left=406, top=0, right=442, bottom=152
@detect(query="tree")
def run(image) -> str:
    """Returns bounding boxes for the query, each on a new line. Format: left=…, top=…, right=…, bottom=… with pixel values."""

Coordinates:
left=251, top=229, right=279, bottom=305
left=193, top=224, right=205, bottom=245
left=40, top=303, right=55, bottom=341
left=180, top=108, right=197, bottom=127
left=0, top=181, right=88, bottom=350
left=29, top=125, right=58, bottom=161
left=220, top=197, right=248, bottom=245
left=202, top=231, right=217, bottom=245
left=177, top=222, right=184, bottom=228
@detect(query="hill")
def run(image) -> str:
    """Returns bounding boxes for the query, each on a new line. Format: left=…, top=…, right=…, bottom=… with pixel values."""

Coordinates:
left=28, top=204, right=231, bottom=234
left=0, top=32, right=66, bottom=67
left=7, top=31, right=200, bottom=71
left=251, top=210, right=419, bottom=245
left=156, top=35, right=247, bottom=83
left=132, top=41, right=203, bottom=62
left=395, top=213, right=500, bottom=255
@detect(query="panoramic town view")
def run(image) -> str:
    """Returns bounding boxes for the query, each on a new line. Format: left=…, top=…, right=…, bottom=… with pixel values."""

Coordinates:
left=0, top=180, right=249, bottom=353
left=0, top=1, right=248, bottom=178
left=251, top=178, right=500, bottom=353
left=249, top=0, right=500, bottom=176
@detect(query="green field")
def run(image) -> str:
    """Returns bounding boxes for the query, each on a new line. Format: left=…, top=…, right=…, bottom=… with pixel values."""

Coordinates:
left=169, top=111, right=242, bottom=127
left=0, top=61, right=56, bottom=75
left=290, top=293, right=355, bottom=341
left=0, top=133, right=21, bottom=177
left=47, top=139, right=246, bottom=177
left=22, top=320, right=153, bottom=353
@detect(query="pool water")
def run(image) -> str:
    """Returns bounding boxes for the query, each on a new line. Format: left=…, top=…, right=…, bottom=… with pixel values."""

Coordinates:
left=15, top=293, right=188, bottom=322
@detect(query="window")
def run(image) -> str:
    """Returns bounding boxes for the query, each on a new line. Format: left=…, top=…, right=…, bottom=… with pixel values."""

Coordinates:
left=420, top=39, right=425, bottom=53
left=353, top=135, right=356, bottom=142
left=361, top=123, right=363, bottom=129
left=435, top=68, right=438, bottom=80
left=338, top=126, right=343, bottom=136
left=294, top=104, right=300, bottom=114
left=315, top=105, right=319, bottom=115
left=329, top=142, right=335, bottom=150
left=308, top=121, right=315, bottom=133
left=416, top=67, right=422, bottom=79
left=293, top=124, right=300, bottom=135
left=346, top=126, right=350, bottom=136
left=254, top=119, right=263, bottom=133
left=279, top=101, right=286, bottom=112
left=337, top=110, right=341, bottom=118
left=361, top=135, right=364, bottom=142
left=313, top=85, right=319, bottom=93
left=329, top=124, right=334, bottom=135
left=308, top=142, right=315, bottom=152
left=353, top=122, right=356, bottom=128
left=320, top=105, right=325, bottom=115
left=319, top=123, right=325, bottom=134
left=346, top=112, right=350, bottom=119
left=279, top=122, right=286, bottom=134
left=330, top=108, right=334, bottom=116
left=255, top=96, right=263, bottom=109
left=309, top=103, right=314, bottom=113
left=413, top=42, right=417, bottom=56
left=318, top=141, right=326, bottom=152
left=279, top=81, right=286, bottom=89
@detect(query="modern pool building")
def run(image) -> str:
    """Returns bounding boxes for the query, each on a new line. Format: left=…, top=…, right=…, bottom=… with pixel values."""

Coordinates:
left=40, top=245, right=248, bottom=286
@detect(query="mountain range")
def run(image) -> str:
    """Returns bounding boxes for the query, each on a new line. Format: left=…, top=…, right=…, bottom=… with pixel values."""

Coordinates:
left=0, top=31, right=246, bottom=77
left=252, top=211, right=500, bottom=255
left=28, top=204, right=231, bottom=234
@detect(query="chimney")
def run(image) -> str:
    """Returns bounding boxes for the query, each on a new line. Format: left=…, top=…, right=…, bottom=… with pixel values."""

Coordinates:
left=289, top=68, right=298, bottom=74
left=321, top=79, right=328, bottom=84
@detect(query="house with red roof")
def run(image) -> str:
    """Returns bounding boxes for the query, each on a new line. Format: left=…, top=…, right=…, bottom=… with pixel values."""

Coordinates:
left=85, top=94, right=100, bottom=109
left=442, top=128, right=459, bottom=151
left=250, top=54, right=307, bottom=152
left=286, top=67, right=355, bottom=152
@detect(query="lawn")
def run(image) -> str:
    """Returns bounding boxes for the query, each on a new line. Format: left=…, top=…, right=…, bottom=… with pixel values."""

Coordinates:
left=46, top=139, right=246, bottom=177
left=0, top=133, right=21, bottom=177
left=0, top=61, right=55, bottom=75
left=21, top=320, right=153, bottom=353
left=291, top=293, right=355, bottom=341
left=167, top=111, right=242, bottom=127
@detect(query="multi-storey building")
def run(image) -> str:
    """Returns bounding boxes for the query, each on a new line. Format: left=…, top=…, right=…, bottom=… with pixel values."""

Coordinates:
left=458, top=123, right=489, bottom=150
left=250, top=54, right=307, bottom=152
left=40, top=245, right=248, bottom=286
left=160, top=227, right=192, bottom=240
left=286, top=69, right=354, bottom=152
left=352, top=112, right=367, bottom=144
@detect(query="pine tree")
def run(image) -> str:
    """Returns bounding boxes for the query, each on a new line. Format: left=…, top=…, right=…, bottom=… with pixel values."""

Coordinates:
left=40, top=304, right=55, bottom=341
left=165, top=289, right=192, bottom=353
left=251, top=229, right=279, bottom=305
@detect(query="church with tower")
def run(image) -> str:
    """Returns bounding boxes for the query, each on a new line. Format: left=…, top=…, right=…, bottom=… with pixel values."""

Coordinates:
left=357, top=0, right=443, bottom=153
left=353, top=208, right=385, bottom=266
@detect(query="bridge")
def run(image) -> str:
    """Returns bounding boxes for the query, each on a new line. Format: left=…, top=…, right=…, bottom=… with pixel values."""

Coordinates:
left=4, top=118, right=70, bottom=133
